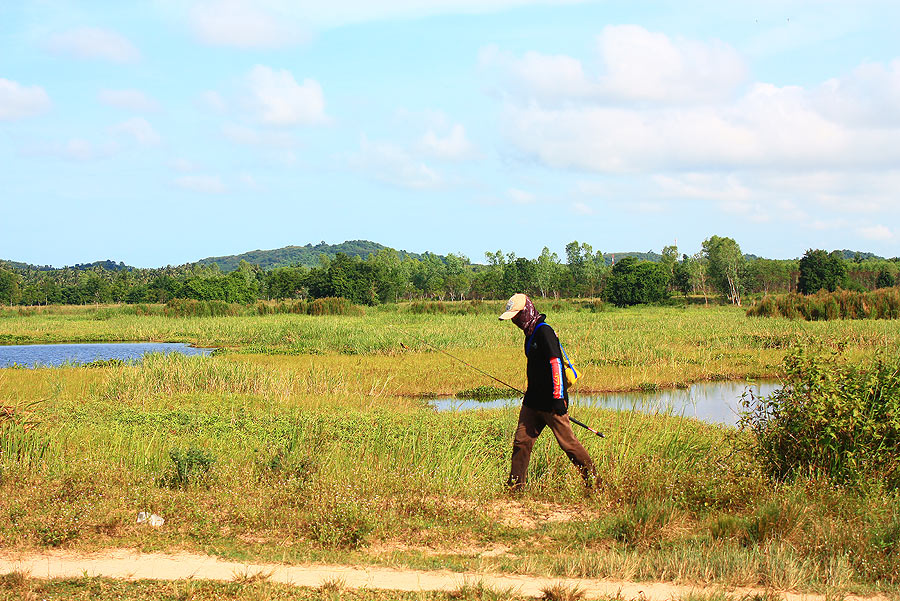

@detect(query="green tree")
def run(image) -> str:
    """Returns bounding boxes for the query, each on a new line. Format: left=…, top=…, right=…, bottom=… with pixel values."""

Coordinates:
left=443, top=253, right=471, bottom=300
left=875, top=268, right=895, bottom=289
left=603, top=257, right=670, bottom=307
left=798, top=249, right=847, bottom=294
left=534, top=247, right=561, bottom=298
left=660, top=245, right=678, bottom=281
left=702, top=235, right=745, bottom=305
left=0, top=268, right=22, bottom=305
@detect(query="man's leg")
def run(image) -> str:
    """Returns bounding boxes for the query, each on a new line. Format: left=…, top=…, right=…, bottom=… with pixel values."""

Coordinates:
left=507, top=405, right=545, bottom=489
left=546, top=412, right=597, bottom=487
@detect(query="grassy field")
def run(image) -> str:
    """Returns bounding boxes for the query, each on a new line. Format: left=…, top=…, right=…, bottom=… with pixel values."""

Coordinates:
left=1, top=302, right=899, bottom=597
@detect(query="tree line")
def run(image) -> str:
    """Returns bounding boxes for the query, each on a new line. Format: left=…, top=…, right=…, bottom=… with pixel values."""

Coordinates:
left=1, top=238, right=898, bottom=308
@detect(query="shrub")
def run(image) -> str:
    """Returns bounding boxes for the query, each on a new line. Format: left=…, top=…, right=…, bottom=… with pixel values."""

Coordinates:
left=161, top=447, right=216, bottom=488
left=739, top=345, right=900, bottom=487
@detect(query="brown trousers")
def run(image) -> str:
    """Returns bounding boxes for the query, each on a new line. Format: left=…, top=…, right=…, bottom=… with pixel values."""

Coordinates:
left=508, top=404, right=597, bottom=488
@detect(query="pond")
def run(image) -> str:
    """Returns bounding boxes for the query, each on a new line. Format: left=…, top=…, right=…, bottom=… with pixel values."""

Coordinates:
left=0, top=342, right=213, bottom=368
left=430, top=380, right=780, bottom=426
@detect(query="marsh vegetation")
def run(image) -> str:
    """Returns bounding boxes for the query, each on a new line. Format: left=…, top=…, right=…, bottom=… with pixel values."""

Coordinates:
left=1, top=302, right=899, bottom=596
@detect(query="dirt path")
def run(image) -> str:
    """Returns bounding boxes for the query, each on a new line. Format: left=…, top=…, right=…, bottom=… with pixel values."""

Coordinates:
left=0, top=550, right=887, bottom=601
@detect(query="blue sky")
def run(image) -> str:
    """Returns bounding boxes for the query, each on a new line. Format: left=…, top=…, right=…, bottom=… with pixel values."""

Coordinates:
left=2, top=0, right=899, bottom=267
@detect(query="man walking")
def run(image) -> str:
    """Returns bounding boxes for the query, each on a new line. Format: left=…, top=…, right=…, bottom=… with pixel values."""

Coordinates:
left=499, top=293, right=597, bottom=490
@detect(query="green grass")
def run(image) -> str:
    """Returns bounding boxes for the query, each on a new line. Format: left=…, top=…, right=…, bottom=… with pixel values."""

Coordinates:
left=3, top=302, right=899, bottom=395
left=2, top=304, right=900, bottom=595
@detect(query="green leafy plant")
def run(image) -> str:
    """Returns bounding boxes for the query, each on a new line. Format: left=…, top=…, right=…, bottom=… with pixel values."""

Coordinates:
left=161, top=447, right=216, bottom=488
left=740, top=344, right=900, bottom=487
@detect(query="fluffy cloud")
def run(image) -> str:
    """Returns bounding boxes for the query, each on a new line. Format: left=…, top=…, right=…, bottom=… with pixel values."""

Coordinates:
left=480, top=25, right=746, bottom=106
left=98, top=89, right=160, bottom=112
left=190, top=0, right=308, bottom=48
left=814, top=59, right=900, bottom=128
left=0, top=79, right=51, bottom=120
left=175, top=175, right=228, bottom=194
left=47, top=27, right=140, bottom=63
left=353, top=135, right=442, bottom=189
left=490, top=27, right=900, bottom=174
left=111, top=118, right=161, bottom=146
left=245, top=65, right=327, bottom=126
left=421, top=124, right=476, bottom=160
left=858, top=225, right=894, bottom=241
left=594, top=25, right=747, bottom=104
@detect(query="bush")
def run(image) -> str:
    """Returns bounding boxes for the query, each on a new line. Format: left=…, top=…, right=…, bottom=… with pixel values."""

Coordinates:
left=161, top=447, right=216, bottom=488
left=739, top=345, right=900, bottom=487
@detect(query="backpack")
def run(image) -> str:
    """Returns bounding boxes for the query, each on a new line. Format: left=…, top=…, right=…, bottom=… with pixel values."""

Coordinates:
left=526, top=323, right=579, bottom=389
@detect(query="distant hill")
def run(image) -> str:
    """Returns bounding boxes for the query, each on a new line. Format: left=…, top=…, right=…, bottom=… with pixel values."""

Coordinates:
left=197, top=240, right=436, bottom=272
left=0, top=259, right=133, bottom=272
left=838, top=250, right=884, bottom=261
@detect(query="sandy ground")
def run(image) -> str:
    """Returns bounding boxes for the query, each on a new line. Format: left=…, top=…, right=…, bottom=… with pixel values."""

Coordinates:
left=0, top=549, right=891, bottom=601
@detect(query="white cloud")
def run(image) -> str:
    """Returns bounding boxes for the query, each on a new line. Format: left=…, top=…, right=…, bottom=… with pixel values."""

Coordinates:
left=47, top=27, right=140, bottom=63
left=653, top=173, right=752, bottom=203
left=487, top=27, right=900, bottom=177
left=239, top=173, right=259, bottom=188
left=857, top=225, right=894, bottom=241
left=421, top=124, right=476, bottom=160
left=111, top=117, right=161, bottom=146
left=222, top=123, right=296, bottom=148
left=0, top=78, right=51, bottom=120
left=21, top=138, right=116, bottom=161
left=190, top=0, right=309, bottom=48
left=170, top=158, right=200, bottom=172
left=198, top=90, right=227, bottom=113
left=815, top=59, right=900, bottom=128
left=480, top=25, right=747, bottom=106
left=594, top=25, right=747, bottom=104
left=245, top=65, right=327, bottom=126
left=175, top=175, right=227, bottom=194
left=98, top=89, right=160, bottom=112
left=353, top=135, right=442, bottom=189
left=500, top=77, right=900, bottom=174
left=507, top=188, right=535, bottom=203
left=572, top=201, right=594, bottom=215
left=479, top=45, right=594, bottom=103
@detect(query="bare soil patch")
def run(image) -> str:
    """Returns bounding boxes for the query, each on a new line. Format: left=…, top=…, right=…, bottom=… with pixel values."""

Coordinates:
left=0, top=549, right=890, bottom=601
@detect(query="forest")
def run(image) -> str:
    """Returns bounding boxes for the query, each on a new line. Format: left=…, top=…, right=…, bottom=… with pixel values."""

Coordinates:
left=1, top=237, right=898, bottom=308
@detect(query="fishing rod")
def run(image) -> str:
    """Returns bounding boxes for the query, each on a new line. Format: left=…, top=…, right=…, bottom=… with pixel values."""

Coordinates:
left=391, top=325, right=605, bottom=438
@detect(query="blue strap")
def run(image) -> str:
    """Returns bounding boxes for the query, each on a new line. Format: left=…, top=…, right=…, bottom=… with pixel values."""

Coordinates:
left=561, top=346, right=578, bottom=379
left=525, top=322, right=547, bottom=356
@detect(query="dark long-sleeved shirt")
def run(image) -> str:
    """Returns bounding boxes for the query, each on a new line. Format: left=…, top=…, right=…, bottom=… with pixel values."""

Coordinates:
left=522, top=316, right=569, bottom=414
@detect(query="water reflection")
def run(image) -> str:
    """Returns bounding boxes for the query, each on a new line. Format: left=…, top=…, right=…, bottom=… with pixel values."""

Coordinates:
left=0, top=342, right=213, bottom=368
left=430, top=380, right=780, bottom=426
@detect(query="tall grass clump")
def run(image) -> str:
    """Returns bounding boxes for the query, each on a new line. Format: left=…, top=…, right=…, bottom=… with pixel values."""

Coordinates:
left=739, top=344, right=900, bottom=487
left=747, top=288, right=900, bottom=320
left=165, top=298, right=247, bottom=318
left=0, top=401, right=49, bottom=469
left=103, top=353, right=300, bottom=401
left=257, top=296, right=364, bottom=316
left=405, top=299, right=497, bottom=315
